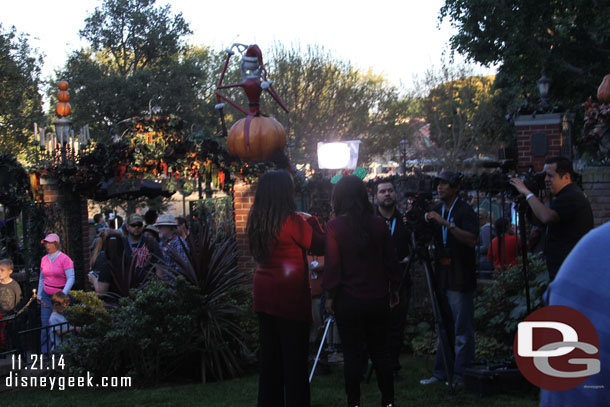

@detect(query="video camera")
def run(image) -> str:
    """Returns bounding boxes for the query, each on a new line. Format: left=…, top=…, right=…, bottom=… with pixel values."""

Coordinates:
left=463, top=161, right=546, bottom=200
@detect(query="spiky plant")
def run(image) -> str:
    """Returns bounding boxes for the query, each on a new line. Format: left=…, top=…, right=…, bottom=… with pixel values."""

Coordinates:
left=162, top=221, right=252, bottom=383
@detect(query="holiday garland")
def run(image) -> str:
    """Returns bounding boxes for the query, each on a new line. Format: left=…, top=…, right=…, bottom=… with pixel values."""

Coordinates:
left=36, top=114, right=274, bottom=200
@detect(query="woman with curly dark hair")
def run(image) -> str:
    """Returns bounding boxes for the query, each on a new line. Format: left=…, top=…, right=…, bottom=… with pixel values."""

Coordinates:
left=247, top=170, right=324, bottom=407
left=323, top=175, right=401, bottom=407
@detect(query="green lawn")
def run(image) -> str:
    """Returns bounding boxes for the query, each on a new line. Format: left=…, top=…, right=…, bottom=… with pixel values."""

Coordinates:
left=4, top=356, right=539, bottom=407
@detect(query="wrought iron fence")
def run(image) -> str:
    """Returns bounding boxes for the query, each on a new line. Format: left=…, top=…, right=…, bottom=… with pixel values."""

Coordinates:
left=0, top=317, right=75, bottom=364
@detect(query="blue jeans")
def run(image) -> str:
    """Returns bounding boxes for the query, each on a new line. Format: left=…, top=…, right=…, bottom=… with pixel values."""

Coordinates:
left=433, top=289, right=475, bottom=380
left=39, top=289, right=52, bottom=354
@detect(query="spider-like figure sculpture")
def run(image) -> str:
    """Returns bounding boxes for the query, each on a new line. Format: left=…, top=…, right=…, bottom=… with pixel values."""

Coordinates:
left=215, top=44, right=289, bottom=141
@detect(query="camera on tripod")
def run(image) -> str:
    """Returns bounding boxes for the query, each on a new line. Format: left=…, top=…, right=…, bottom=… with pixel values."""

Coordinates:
left=403, top=177, right=435, bottom=245
left=469, top=161, right=546, bottom=200
left=509, top=169, right=546, bottom=199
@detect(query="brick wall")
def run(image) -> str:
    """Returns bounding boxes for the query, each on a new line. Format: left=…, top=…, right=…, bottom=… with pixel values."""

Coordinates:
left=515, top=113, right=564, bottom=172
left=581, top=167, right=610, bottom=227
left=233, top=180, right=258, bottom=275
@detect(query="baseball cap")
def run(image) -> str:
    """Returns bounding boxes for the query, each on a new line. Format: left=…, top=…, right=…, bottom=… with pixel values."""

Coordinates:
left=435, top=170, right=461, bottom=186
left=41, top=233, right=60, bottom=244
left=128, top=214, right=144, bottom=225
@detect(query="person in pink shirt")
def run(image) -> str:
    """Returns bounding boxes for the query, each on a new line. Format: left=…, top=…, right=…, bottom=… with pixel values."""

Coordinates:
left=37, top=233, right=74, bottom=353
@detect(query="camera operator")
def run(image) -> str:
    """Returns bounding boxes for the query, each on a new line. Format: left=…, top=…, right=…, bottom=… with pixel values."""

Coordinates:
left=509, top=156, right=593, bottom=281
left=375, top=180, right=411, bottom=380
left=420, top=170, right=478, bottom=386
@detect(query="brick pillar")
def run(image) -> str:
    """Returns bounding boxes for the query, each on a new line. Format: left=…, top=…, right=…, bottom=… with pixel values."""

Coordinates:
left=41, top=177, right=63, bottom=203
left=514, top=113, right=573, bottom=172
left=39, top=177, right=90, bottom=289
left=233, top=180, right=258, bottom=274
left=581, top=167, right=610, bottom=227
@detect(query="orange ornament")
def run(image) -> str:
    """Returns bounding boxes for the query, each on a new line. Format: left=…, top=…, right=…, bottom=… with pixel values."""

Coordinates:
left=56, top=102, right=72, bottom=117
left=227, top=116, right=286, bottom=161
left=58, top=90, right=70, bottom=102
left=58, top=80, right=69, bottom=91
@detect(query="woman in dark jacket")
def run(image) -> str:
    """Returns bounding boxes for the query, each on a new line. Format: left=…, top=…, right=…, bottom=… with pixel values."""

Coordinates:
left=323, top=175, right=401, bottom=407
left=248, top=170, right=325, bottom=407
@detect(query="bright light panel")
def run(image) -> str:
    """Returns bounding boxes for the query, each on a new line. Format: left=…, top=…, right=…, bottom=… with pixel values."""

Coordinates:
left=317, top=141, right=361, bottom=169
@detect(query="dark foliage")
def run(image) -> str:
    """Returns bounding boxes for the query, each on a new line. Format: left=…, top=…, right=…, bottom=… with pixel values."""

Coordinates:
left=162, top=221, right=253, bottom=382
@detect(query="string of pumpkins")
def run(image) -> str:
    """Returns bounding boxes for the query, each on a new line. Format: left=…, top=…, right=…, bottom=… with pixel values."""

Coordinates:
left=56, top=80, right=72, bottom=116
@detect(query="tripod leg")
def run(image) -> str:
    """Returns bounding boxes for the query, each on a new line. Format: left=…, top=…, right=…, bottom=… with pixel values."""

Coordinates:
left=421, top=254, right=456, bottom=393
left=309, top=317, right=333, bottom=383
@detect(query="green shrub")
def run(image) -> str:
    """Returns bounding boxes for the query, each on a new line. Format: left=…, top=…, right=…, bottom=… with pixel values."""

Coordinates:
left=110, top=279, right=195, bottom=385
left=63, top=292, right=118, bottom=379
left=405, top=306, right=437, bottom=356
left=474, top=257, right=549, bottom=360
left=66, top=290, right=110, bottom=326
left=63, top=280, right=195, bottom=386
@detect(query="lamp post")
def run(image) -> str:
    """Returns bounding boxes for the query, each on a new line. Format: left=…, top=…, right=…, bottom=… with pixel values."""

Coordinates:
left=54, top=117, right=72, bottom=163
left=537, top=72, right=550, bottom=108
left=399, top=139, right=408, bottom=175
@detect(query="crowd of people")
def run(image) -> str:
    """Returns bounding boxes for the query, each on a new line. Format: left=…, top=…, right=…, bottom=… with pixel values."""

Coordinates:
left=20, top=210, right=190, bottom=354
left=0, top=155, right=601, bottom=406
left=247, top=156, right=598, bottom=407
left=88, top=210, right=190, bottom=294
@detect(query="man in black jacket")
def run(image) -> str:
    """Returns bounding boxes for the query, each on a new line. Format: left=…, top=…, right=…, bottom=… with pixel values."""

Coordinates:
left=420, top=171, right=478, bottom=386
left=510, top=156, right=594, bottom=281
left=375, top=180, right=411, bottom=380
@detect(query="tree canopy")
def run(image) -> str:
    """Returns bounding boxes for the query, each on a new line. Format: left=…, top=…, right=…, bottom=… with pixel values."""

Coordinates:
left=56, top=46, right=223, bottom=141
left=0, top=24, right=43, bottom=159
left=80, top=0, right=191, bottom=77
left=55, top=0, right=224, bottom=143
left=419, top=64, right=506, bottom=168
left=440, top=0, right=610, bottom=111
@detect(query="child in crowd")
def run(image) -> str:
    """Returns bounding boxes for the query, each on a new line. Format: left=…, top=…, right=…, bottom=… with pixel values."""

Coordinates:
left=487, top=218, right=521, bottom=272
left=0, top=258, right=22, bottom=317
left=49, top=291, right=74, bottom=352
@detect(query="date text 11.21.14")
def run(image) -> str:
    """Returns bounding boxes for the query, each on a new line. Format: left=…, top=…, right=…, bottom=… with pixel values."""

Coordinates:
left=11, top=354, right=65, bottom=370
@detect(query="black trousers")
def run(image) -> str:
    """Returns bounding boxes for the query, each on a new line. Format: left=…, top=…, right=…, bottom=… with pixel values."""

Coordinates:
left=389, top=283, right=411, bottom=373
left=257, top=313, right=310, bottom=407
left=334, top=291, right=394, bottom=407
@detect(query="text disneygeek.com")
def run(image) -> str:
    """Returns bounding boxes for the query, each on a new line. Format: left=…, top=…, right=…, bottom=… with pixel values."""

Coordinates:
left=5, top=371, right=132, bottom=391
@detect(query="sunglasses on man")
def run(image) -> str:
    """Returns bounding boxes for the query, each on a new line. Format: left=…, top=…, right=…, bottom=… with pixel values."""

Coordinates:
left=130, top=223, right=143, bottom=227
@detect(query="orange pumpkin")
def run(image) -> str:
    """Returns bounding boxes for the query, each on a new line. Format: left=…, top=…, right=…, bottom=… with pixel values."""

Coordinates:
left=56, top=102, right=72, bottom=117
left=597, top=74, right=610, bottom=103
left=227, top=116, right=286, bottom=161
left=58, top=80, right=69, bottom=91
left=58, top=90, right=70, bottom=102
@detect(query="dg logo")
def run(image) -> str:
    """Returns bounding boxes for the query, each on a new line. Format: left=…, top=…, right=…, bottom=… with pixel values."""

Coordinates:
left=513, top=305, right=601, bottom=391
